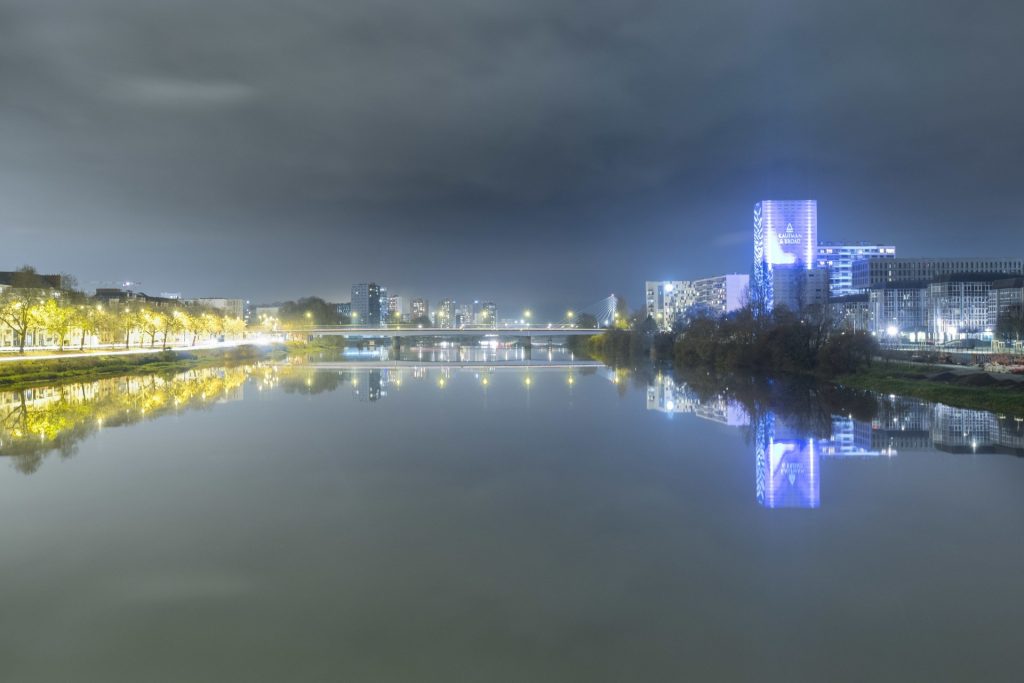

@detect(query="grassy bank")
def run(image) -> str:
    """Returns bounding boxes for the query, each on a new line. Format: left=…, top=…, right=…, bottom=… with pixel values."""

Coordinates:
left=833, top=362, right=1024, bottom=416
left=0, top=345, right=283, bottom=392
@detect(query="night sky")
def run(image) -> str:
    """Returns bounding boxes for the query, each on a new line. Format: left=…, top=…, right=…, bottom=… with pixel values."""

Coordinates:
left=2, top=0, right=1022, bottom=317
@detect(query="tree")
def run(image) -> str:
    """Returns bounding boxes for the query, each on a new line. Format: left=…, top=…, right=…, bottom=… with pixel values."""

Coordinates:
left=139, top=309, right=167, bottom=347
left=34, top=297, right=76, bottom=351
left=223, top=316, right=246, bottom=340
left=996, top=304, right=1024, bottom=342
left=278, top=297, right=340, bottom=326
left=0, top=266, right=50, bottom=353
left=114, top=306, right=145, bottom=349
left=161, top=309, right=187, bottom=349
left=72, top=304, right=107, bottom=350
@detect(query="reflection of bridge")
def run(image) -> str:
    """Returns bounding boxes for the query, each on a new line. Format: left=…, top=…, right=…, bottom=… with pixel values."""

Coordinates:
left=281, top=326, right=604, bottom=342
left=286, top=361, right=603, bottom=370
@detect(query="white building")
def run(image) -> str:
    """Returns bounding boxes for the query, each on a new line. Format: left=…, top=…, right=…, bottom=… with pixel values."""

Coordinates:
left=691, top=274, right=749, bottom=317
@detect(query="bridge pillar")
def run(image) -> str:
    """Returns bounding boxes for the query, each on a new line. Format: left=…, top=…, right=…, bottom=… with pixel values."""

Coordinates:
left=523, top=336, right=532, bottom=361
left=393, top=336, right=401, bottom=354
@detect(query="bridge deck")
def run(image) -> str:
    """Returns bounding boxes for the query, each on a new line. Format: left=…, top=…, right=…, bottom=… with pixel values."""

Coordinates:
left=282, top=326, right=603, bottom=338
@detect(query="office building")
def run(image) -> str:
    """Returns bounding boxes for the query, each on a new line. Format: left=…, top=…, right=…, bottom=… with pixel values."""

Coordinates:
left=868, top=282, right=929, bottom=341
left=752, top=200, right=818, bottom=311
left=771, top=267, right=830, bottom=313
left=351, top=283, right=382, bottom=325
left=830, top=294, right=870, bottom=333
left=816, top=242, right=896, bottom=297
left=928, top=273, right=1005, bottom=342
left=852, top=257, right=1024, bottom=291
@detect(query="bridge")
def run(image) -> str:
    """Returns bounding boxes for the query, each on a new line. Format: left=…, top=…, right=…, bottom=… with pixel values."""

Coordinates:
left=280, top=325, right=604, bottom=339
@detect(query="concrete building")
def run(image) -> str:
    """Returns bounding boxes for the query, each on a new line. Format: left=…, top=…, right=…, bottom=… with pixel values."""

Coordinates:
left=386, top=294, right=408, bottom=323
left=0, top=271, right=64, bottom=292
left=645, top=281, right=696, bottom=330
left=691, top=274, right=749, bottom=316
left=410, top=298, right=429, bottom=321
left=351, top=283, right=382, bottom=326
left=435, top=298, right=457, bottom=328
left=456, top=303, right=473, bottom=327
left=189, top=298, right=245, bottom=318
left=771, top=267, right=829, bottom=313
left=852, top=257, right=1024, bottom=291
left=830, top=293, right=871, bottom=333
left=476, top=301, right=497, bottom=327
left=928, top=274, right=1004, bottom=342
left=816, top=242, right=896, bottom=297
left=868, top=282, right=929, bottom=341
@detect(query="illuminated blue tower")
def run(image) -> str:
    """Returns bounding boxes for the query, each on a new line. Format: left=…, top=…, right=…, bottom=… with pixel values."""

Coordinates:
left=752, top=200, right=818, bottom=312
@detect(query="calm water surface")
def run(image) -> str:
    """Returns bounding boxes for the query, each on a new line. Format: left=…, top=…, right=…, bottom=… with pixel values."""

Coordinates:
left=1, top=349, right=1022, bottom=682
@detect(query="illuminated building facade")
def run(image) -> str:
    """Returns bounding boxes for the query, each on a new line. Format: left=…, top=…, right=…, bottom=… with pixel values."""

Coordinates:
left=645, top=280, right=696, bottom=330
left=928, top=274, right=1002, bottom=342
left=816, top=242, right=896, bottom=297
left=852, top=257, right=1024, bottom=291
left=868, top=281, right=929, bottom=341
left=753, top=200, right=818, bottom=311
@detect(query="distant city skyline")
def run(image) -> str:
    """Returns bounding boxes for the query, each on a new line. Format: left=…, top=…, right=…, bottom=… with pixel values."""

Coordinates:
left=2, top=1, right=1022, bottom=313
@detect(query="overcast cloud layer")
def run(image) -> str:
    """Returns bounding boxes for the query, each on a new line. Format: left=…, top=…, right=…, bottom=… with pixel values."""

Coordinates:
left=1, top=0, right=1022, bottom=313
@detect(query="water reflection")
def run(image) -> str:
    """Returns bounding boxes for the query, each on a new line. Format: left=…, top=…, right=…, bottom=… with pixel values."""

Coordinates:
left=4, top=358, right=1022, bottom=488
left=0, top=367, right=249, bottom=474
left=646, top=373, right=1024, bottom=509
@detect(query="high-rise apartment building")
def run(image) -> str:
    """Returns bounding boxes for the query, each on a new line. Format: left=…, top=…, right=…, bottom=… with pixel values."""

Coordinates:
left=435, top=298, right=457, bottom=328
left=691, top=274, right=749, bottom=316
left=351, top=283, right=382, bottom=325
left=410, top=298, right=429, bottom=321
left=645, top=280, right=696, bottom=330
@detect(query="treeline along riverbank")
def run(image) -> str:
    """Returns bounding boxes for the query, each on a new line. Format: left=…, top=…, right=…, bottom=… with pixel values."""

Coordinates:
left=570, top=306, right=1024, bottom=417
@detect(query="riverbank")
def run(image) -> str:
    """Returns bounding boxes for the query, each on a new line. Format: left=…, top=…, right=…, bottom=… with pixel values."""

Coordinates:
left=833, top=362, right=1024, bottom=417
left=0, top=344, right=284, bottom=392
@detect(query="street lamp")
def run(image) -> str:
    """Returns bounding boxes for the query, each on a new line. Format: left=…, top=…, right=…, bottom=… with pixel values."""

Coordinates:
left=524, top=310, right=531, bottom=327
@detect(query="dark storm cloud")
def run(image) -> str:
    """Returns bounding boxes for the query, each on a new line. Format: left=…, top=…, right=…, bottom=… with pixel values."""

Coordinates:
left=1, top=0, right=1022, bottom=312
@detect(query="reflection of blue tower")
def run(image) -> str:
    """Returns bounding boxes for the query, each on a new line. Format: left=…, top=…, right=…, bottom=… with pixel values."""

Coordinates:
left=755, top=411, right=820, bottom=509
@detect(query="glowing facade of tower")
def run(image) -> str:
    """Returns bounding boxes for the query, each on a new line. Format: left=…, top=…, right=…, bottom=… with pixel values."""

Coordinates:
left=752, top=200, right=818, bottom=310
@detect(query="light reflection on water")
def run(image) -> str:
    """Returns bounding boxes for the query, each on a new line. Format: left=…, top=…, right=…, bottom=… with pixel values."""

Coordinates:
left=1, top=352, right=1023, bottom=681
